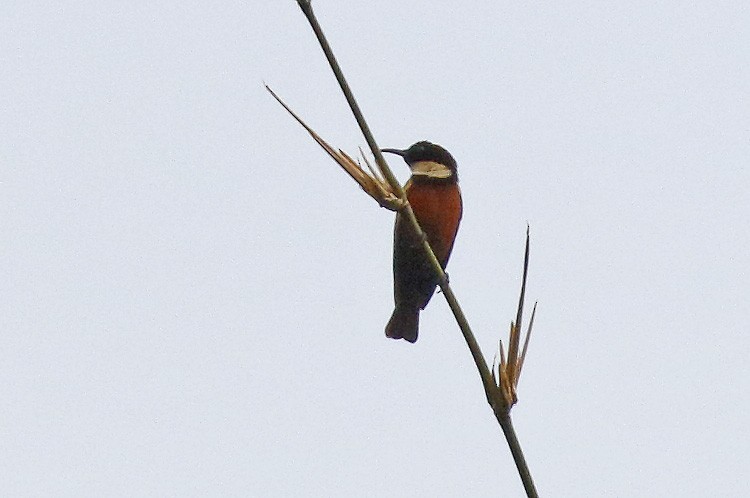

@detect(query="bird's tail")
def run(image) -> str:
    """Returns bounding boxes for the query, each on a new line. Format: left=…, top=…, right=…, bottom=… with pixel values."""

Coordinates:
left=385, top=306, right=420, bottom=343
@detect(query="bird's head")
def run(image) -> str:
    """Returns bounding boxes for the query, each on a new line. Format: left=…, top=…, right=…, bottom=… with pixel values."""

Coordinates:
left=382, top=141, right=458, bottom=181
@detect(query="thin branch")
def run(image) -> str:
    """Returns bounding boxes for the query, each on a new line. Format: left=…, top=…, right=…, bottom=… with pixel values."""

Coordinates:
left=295, top=0, right=397, bottom=192
left=288, top=2, right=538, bottom=496
left=498, top=415, right=539, bottom=497
left=295, top=0, right=498, bottom=417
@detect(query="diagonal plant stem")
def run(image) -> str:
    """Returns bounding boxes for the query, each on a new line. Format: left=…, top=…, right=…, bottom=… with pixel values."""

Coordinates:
left=292, top=2, right=537, bottom=497
left=498, top=414, right=537, bottom=495
left=293, top=0, right=495, bottom=401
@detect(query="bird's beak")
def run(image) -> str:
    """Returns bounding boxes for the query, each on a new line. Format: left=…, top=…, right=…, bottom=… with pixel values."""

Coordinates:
left=381, top=148, right=406, bottom=157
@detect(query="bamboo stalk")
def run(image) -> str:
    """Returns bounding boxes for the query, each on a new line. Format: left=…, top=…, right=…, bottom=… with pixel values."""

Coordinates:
left=282, top=3, right=539, bottom=496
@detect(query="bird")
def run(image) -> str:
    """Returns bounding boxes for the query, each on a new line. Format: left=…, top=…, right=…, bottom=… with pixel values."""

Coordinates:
left=381, top=141, right=462, bottom=343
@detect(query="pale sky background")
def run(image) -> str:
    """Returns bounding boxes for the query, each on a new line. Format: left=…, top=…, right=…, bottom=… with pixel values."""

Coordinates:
left=2, top=2, right=749, bottom=497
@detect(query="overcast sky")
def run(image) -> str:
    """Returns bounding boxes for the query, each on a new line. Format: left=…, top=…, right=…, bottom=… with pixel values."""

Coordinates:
left=2, top=1, right=749, bottom=496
